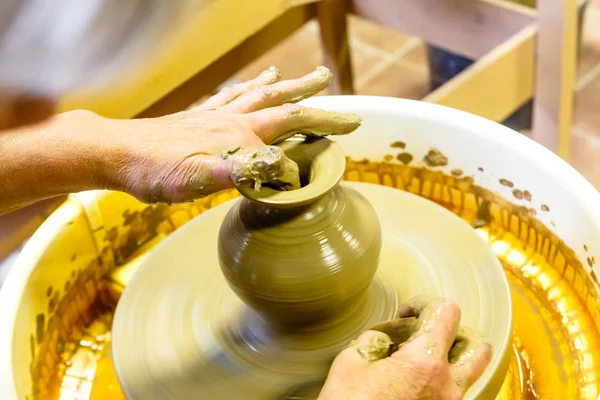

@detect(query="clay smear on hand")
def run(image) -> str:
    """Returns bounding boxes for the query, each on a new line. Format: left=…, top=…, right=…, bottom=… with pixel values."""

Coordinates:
left=357, top=332, right=393, bottom=362
left=222, top=146, right=301, bottom=191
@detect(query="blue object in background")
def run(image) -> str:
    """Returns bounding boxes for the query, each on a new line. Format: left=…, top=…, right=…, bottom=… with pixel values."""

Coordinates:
left=425, top=0, right=588, bottom=133
left=426, top=45, right=532, bottom=132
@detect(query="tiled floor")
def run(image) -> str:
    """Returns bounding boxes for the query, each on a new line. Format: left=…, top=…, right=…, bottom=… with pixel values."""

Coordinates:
left=236, top=17, right=431, bottom=99
left=235, top=6, right=600, bottom=190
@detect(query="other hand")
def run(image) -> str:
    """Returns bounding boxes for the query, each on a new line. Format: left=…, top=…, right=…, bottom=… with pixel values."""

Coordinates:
left=318, top=297, right=492, bottom=400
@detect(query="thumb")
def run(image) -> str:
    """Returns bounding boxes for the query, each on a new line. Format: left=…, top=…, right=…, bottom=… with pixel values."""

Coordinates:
left=165, top=146, right=300, bottom=203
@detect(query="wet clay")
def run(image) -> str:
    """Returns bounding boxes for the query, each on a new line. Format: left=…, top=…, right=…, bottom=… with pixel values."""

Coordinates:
left=473, top=200, right=492, bottom=229
left=423, top=149, right=448, bottom=167
left=369, top=317, right=419, bottom=354
left=450, top=327, right=488, bottom=390
left=283, top=66, right=333, bottom=104
left=357, top=333, right=393, bottom=362
left=222, top=146, right=301, bottom=191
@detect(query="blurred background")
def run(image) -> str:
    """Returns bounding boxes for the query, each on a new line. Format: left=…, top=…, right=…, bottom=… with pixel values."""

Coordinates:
left=225, top=2, right=600, bottom=188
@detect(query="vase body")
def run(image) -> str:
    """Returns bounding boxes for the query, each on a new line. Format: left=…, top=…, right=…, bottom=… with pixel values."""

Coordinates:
left=218, top=183, right=382, bottom=329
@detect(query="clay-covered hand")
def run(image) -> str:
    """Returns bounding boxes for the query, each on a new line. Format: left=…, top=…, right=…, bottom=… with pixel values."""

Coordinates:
left=101, top=66, right=361, bottom=203
left=318, top=297, right=492, bottom=400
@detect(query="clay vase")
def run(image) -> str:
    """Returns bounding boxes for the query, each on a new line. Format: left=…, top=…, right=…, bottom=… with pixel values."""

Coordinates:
left=218, top=136, right=382, bottom=330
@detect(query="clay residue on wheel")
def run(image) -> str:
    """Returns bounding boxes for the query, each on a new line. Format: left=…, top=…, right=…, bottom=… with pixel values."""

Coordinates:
left=396, top=152, right=413, bottom=165
left=222, top=146, right=301, bottom=191
left=423, top=148, right=448, bottom=167
left=499, top=179, right=514, bottom=188
left=390, top=141, right=406, bottom=149
left=370, top=317, right=419, bottom=353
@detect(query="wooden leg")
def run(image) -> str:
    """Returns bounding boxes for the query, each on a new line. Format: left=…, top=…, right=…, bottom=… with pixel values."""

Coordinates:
left=317, top=0, right=355, bottom=95
left=532, top=0, right=579, bottom=160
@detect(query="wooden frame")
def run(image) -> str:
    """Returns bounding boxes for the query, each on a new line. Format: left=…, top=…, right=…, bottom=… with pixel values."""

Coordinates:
left=349, top=0, right=577, bottom=159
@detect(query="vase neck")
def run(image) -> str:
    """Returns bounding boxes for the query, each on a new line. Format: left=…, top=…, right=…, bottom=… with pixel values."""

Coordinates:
left=236, top=136, right=346, bottom=208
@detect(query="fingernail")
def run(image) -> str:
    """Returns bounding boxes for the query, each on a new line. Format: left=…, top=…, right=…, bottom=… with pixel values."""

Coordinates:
left=315, top=65, right=332, bottom=76
left=260, top=66, right=280, bottom=83
left=341, top=113, right=362, bottom=126
left=313, top=66, right=332, bottom=82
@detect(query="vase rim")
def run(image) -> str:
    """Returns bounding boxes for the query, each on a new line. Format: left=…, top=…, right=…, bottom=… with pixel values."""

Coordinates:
left=237, top=136, right=346, bottom=207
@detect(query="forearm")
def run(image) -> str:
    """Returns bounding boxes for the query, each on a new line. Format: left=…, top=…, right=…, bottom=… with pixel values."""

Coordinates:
left=0, top=110, right=116, bottom=215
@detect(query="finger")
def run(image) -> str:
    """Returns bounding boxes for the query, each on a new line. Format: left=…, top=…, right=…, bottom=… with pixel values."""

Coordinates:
left=345, top=330, right=394, bottom=363
left=398, top=298, right=462, bottom=359
left=248, top=103, right=362, bottom=145
left=196, top=66, right=281, bottom=110
left=221, top=66, right=332, bottom=113
left=450, top=333, right=492, bottom=393
left=397, top=295, right=443, bottom=318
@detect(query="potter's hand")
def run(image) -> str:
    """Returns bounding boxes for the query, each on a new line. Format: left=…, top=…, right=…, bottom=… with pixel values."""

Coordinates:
left=0, top=67, right=361, bottom=215
left=319, top=298, right=492, bottom=400
left=102, top=66, right=361, bottom=203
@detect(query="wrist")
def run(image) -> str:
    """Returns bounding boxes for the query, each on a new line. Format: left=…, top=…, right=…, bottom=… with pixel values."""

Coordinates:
left=90, top=116, right=144, bottom=195
left=0, top=110, right=117, bottom=213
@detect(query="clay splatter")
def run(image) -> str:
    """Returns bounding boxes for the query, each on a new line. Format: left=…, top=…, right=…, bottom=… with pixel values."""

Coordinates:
left=523, top=190, right=532, bottom=202
left=423, top=149, right=448, bottom=167
left=478, top=167, right=484, bottom=172
left=541, top=204, right=550, bottom=212
left=472, top=200, right=492, bottom=228
left=584, top=244, right=589, bottom=251
left=390, top=141, right=406, bottom=149
left=36, top=313, right=45, bottom=344
left=529, top=208, right=537, bottom=216
left=397, top=153, right=413, bottom=165
left=499, top=179, right=514, bottom=188
left=384, top=154, right=394, bottom=162
left=451, top=169, right=464, bottom=177
left=513, top=189, right=524, bottom=200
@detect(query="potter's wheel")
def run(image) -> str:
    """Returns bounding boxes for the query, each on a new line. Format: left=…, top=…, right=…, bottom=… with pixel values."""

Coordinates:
left=113, top=182, right=512, bottom=399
